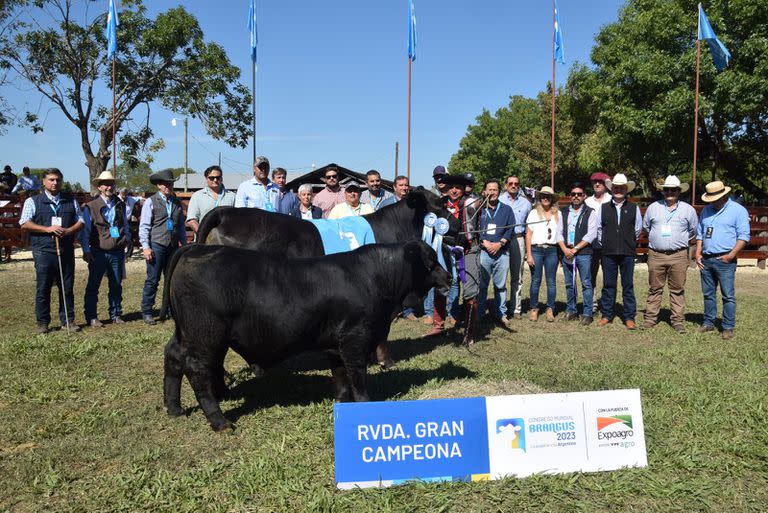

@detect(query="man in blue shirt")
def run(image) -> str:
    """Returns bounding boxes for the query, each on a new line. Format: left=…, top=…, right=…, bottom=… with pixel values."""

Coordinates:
left=695, top=181, right=751, bottom=340
left=477, top=180, right=515, bottom=324
left=234, top=156, right=280, bottom=211
left=499, top=175, right=531, bottom=319
left=360, top=169, right=393, bottom=211
left=272, top=167, right=298, bottom=215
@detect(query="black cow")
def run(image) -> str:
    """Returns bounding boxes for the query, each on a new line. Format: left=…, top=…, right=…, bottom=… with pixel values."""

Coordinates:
left=163, top=241, right=451, bottom=431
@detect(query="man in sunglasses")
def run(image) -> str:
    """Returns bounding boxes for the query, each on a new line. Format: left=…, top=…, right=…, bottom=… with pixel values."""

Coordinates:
left=235, top=156, right=280, bottom=212
left=584, top=172, right=612, bottom=312
left=186, top=165, right=236, bottom=236
left=557, top=182, right=598, bottom=325
left=312, top=164, right=347, bottom=218
left=499, top=174, right=532, bottom=319
left=431, top=165, right=449, bottom=196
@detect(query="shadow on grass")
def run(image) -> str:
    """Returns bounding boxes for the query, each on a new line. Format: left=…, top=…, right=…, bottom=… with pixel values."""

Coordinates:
left=221, top=361, right=475, bottom=422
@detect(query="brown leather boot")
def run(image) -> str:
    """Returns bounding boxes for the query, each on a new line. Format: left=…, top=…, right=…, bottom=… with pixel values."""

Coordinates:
left=463, top=298, right=479, bottom=346
left=426, top=294, right=447, bottom=337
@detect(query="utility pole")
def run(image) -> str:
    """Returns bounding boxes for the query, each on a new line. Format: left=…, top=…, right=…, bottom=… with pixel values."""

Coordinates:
left=183, top=117, right=189, bottom=193
left=394, top=142, right=399, bottom=180
left=218, top=152, right=221, bottom=167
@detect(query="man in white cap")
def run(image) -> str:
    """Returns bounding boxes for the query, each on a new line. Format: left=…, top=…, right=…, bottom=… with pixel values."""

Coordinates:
left=80, top=171, right=128, bottom=327
left=641, top=176, right=698, bottom=333
left=597, top=173, right=642, bottom=329
left=695, top=180, right=750, bottom=340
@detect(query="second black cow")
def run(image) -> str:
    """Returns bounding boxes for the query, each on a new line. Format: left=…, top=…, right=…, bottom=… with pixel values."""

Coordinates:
left=163, top=241, right=451, bottom=431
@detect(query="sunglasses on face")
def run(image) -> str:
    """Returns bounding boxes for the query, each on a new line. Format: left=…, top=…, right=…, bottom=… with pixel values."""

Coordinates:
left=540, top=195, right=552, bottom=201
left=570, top=192, right=585, bottom=197
left=592, top=181, right=605, bottom=185
left=325, top=174, right=339, bottom=180
left=508, top=182, right=520, bottom=186
left=207, top=175, right=222, bottom=181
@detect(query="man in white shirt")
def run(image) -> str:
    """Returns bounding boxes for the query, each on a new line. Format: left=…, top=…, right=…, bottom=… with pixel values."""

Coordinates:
left=585, top=172, right=613, bottom=312
left=234, top=156, right=280, bottom=211
left=328, top=184, right=374, bottom=219
left=360, top=170, right=393, bottom=211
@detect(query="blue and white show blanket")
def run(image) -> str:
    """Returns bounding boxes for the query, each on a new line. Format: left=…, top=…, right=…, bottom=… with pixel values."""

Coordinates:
left=310, top=216, right=376, bottom=255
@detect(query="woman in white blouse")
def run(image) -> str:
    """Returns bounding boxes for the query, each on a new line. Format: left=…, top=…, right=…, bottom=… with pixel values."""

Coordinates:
left=525, top=187, right=563, bottom=321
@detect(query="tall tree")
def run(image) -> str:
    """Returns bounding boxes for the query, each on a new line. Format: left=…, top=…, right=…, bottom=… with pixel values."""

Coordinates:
left=0, top=0, right=35, bottom=131
left=0, top=0, right=252, bottom=181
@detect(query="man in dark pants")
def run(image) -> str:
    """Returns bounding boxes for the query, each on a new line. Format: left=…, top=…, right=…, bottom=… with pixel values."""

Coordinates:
left=80, top=171, right=127, bottom=327
left=18, top=168, right=83, bottom=333
left=139, top=169, right=187, bottom=324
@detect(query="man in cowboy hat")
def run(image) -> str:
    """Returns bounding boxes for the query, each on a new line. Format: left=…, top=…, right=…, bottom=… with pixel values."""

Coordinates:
left=80, top=171, right=128, bottom=327
left=641, top=175, right=698, bottom=333
left=585, top=172, right=612, bottom=312
left=18, top=168, right=84, bottom=333
left=597, top=173, right=642, bottom=329
left=138, top=169, right=187, bottom=324
left=695, top=180, right=750, bottom=340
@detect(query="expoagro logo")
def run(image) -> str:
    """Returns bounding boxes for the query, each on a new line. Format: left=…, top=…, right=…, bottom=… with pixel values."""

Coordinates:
left=596, top=413, right=635, bottom=447
left=496, top=418, right=526, bottom=452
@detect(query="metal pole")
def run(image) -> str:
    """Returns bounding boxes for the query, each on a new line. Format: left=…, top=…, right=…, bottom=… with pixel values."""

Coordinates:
left=55, top=237, right=70, bottom=334
left=395, top=142, right=399, bottom=179
left=112, top=58, right=117, bottom=178
left=692, top=39, right=701, bottom=206
left=184, top=117, right=188, bottom=193
left=550, top=0, right=556, bottom=191
left=407, top=57, right=412, bottom=182
left=252, top=59, right=257, bottom=164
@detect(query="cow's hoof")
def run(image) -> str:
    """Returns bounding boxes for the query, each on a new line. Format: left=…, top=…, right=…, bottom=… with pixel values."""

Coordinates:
left=378, top=359, right=396, bottom=370
left=166, top=405, right=185, bottom=417
left=212, top=420, right=235, bottom=432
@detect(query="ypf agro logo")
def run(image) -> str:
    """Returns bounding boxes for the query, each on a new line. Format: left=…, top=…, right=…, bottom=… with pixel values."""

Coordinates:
left=596, top=414, right=635, bottom=448
left=496, top=418, right=525, bottom=452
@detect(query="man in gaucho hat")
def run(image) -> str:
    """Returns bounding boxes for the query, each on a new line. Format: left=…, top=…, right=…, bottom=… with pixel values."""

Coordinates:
left=427, top=173, right=483, bottom=345
left=138, top=169, right=187, bottom=325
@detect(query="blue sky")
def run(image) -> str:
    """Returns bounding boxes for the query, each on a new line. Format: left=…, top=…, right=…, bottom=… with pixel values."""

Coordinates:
left=0, top=0, right=626, bottom=188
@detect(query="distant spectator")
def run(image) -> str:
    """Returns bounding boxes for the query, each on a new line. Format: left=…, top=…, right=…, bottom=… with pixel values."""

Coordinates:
left=186, top=165, right=236, bottom=235
left=80, top=171, right=128, bottom=327
left=19, top=168, right=84, bottom=333
left=235, top=156, right=280, bottom=211
left=328, top=184, right=373, bottom=219
left=381, top=175, right=410, bottom=208
left=289, top=184, right=322, bottom=220
left=477, top=180, right=515, bottom=325
left=360, top=169, right=393, bottom=211
left=463, top=173, right=479, bottom=202
left=313, top=165, right=346, bottom=218
left=0, top=165, right=17, bottom=193
left=11, top=167, right=41, bottom=194
left=695, top=180, right=751, bottom=340
left=272, top=167, right=299, bottom=215
left=139, top=169, right=187, bottom=325
left=525, top=186, right=562, bottom=322
left=432, top=165, right=448, bottom=197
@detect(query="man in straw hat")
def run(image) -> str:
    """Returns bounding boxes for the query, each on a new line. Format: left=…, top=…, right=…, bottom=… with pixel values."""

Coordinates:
left=695, top=180, right=750, bottom=340
left=80, top=171, right=128, bottom=327
left=641, top=176, right=698, bottom=333
left=18, top=168, right=84, bottom=333
left=139, top=169, right=187, bottom=325
left=597, top=173, right=642, bottom=330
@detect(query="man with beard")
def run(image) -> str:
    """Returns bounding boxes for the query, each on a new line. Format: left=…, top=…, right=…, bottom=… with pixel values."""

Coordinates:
left=312, top=164, right=346, bottom=218
left=499, top=174, right=532, bottom=319
left=360, top=169, right=393, bottom=211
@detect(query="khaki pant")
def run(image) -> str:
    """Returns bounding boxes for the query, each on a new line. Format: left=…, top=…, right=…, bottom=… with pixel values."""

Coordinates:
left=644, top=249, right=689, bottom=326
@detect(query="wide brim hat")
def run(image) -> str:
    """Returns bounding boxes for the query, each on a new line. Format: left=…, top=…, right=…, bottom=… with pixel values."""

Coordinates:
left=655, top=175, right=690, bottom=193
left=610, top=173, right=636, bottom=193
left=442, top=174, right=471, bottom=187
left=701, top=180, right=731, bottom=203
left=149, top=169, right=180, bottom=185
left=92, top=171, right=116, bottom=185
left=589, top=172, right=611, bottom=183
left=537, top=186, right=556, bottom=198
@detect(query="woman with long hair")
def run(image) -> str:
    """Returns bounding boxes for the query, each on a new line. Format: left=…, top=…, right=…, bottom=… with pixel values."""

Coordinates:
left=525, top=187, right=562, bottom=321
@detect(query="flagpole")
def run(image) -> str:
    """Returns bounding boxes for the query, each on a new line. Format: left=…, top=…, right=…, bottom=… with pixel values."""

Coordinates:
left=692, top=38, right=701, bottom=206
left=112, top=57, right=117, bottom=177
left=550, top=0, right=556, bottom=190
left=252, top=59, right=256, bottom=164
left=407, top=57, right=412, bottom=182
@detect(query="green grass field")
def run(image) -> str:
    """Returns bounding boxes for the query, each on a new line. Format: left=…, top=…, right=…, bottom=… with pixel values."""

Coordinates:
left=1, top=254, right=767, bottom=512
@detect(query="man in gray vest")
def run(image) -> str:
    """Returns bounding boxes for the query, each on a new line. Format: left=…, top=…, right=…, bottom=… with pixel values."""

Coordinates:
left=597, top=174, right=642, bottom=330
left=139, top=169, right=187, bottom=324
left=81, top=171, right=128, bottom=327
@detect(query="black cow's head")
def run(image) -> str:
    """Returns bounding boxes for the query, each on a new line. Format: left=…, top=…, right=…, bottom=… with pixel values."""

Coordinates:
left=401, top=240, right=452, bottom=309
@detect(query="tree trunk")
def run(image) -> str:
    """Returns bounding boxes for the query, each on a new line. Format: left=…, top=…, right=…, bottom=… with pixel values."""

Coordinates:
left=80, top=123, right=110, bottom=189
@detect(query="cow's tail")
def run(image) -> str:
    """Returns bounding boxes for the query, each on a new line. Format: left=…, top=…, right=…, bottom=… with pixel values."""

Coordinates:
left=158, top=244, right=196, bottom=322
left=195, top=207, right=223, bottom=246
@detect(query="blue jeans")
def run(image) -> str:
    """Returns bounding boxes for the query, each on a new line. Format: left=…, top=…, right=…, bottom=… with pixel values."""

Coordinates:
left=425, top=253, right=459, bottom=319
left=529, top=245, right=558, bottom=310
left=479, top=249, right=509, bottom=319
left=600, top=254, right=636, bottom=321
left=33, top=249, right=75, bottom=326
left=84, top=248, right=125, bottom=321
left=141, top=243, right=177, bottom=316
left=562, top=254, right=593, bottom=317
left=700, top=257, right=736, bottom=330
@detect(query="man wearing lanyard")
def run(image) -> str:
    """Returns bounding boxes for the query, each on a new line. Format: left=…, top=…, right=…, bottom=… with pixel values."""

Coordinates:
left=80, top=171, right=128, bottom=327
left=234, top=156, right=280, bottom=211
left=695, top=181, right=750, bottom=340
left=499, top=174, right=532, bottom=320
left=328, top=184, right=373, bottom=219
left=642, top=176, right=698, bottom=333
left=557, top=182, right=598, bottom=325
left=139, top=169, right=187, bottom=325
left=18, top=168, right=84, bottom=333
left=186, top=165, right=236, bottom=236
left=272, top=167, right=299, bottom=215
left=477, top=180, right=514, bottom=325
left=360, top=170, right=393, bottom=211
